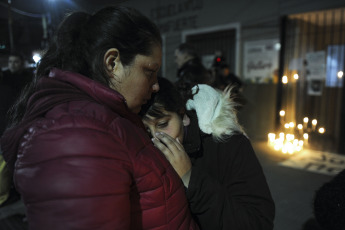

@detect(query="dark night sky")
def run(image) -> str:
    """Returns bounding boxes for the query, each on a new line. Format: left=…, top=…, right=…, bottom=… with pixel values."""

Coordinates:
left=0, top=0, right=127, bottom=61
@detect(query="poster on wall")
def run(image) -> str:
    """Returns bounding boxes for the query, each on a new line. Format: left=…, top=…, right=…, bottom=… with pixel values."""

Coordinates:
left=307, top=79, right=323, bottom=96
left=243, top=39, right=279, bottom=83
left=305, top=51, right=326, bottom=96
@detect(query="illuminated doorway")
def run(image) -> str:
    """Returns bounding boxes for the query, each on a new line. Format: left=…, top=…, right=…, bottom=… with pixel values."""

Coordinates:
left=278, top=7, right=345, bottom=154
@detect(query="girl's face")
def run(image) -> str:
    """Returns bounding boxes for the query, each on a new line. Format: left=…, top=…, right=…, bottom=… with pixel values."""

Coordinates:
left=143, top=110, right=185, bottom=143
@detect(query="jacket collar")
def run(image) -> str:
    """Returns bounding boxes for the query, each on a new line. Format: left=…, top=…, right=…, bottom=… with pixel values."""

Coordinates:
left=183, top=111, right=204, bottom=157
left=47, top=68, right=144, bottom=129
left=1, top=68, right=145, bottom=172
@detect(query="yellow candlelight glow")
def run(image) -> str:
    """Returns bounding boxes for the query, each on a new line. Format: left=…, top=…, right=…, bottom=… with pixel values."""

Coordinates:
left=279, top=110, right=285, bottom=116
left=303, top=133, right=309, bottom=140
left=318, top=127, right=325, bottom=134
left=279, top=133, right=284, bottom=139
left=282, top=76, right=288, bottom=84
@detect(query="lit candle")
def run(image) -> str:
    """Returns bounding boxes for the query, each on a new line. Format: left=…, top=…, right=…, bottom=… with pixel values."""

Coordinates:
left=299, top=140, right=304, bottom=147
left=279, top=110, right=285, bottom=125
left=303, top=117, right=309, bottom=130
left=268, top=133, right=276, bottom=145
left=282, top=76, right=288, bottom=84
left=318, top=127, right=325, bottom=134
left=303, top=133, right=309, bottom=145
left=297, top=124, right=303, bottom=135
left=279, top=132, right=285, bottom=141
left=312, top=119, right=317, bottom=131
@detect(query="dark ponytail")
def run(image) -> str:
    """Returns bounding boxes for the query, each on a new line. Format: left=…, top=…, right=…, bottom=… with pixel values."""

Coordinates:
left=7, top=6, right=162, bottom=128
left=36, top=12, right=91, bottom=77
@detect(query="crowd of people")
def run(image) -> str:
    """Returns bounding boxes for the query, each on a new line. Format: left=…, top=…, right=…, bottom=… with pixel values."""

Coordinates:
left=0, top=4, right=341, bottom=230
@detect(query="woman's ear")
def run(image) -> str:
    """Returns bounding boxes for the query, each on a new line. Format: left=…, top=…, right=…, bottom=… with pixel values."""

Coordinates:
left=182, top=114, right=190, bottom=127
left=104, top=48, right=122, bottom=78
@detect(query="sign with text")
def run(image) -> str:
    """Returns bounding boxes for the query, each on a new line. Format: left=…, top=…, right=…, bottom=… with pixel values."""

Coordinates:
left=305, top=51, right=326, bottom=80
left=150, top=0, right=204, bottom=34
left=279, top=149, right=345, bottom=176
left=243, top=39, right=279, bottom=83
left=305, top=51, right=326, bottom=96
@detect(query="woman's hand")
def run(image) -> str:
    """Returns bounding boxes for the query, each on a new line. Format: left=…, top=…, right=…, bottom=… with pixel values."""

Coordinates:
left=152, top=132, right=191, bottom=178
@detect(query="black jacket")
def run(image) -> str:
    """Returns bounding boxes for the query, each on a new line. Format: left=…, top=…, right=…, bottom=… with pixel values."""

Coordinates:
left=175, top=58, right=212, bottom=97
left=2, top=68, right=34, bottom=97
left=183, top=111, right=275, bottom=230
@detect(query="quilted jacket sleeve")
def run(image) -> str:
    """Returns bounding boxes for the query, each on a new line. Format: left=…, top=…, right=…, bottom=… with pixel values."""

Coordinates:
left=15, top=116, right=135, bottom=230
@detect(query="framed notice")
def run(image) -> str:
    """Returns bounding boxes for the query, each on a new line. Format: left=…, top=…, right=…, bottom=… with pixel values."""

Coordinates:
left=305, top=51, right=326, bottom=96
left=243, top=39, right=280, bottom=83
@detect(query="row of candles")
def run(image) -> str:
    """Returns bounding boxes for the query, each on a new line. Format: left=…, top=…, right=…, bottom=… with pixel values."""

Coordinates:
left=281, top=71, right=343, bottom=84
left=267, top=110, right=326, bottom=154
left=269, top=70, right=340, bottom=154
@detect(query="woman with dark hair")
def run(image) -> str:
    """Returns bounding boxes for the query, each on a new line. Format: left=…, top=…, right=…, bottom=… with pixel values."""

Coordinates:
left=0, top=6, right=198, bottom=230
left=140, top=77, right=275, bottom=230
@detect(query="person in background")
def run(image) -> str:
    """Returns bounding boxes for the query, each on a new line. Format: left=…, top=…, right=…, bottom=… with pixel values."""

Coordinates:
left=213, top=63, right=242, bottom=91
left=2, top=52, right=33, bottom=97
left=313, top=169, right=345, bottom=230
left=0, top=6, right=198, bottom=230
left=0, top=70, right=16, bottom=135
left=213, top=63, right=245, bottom=110
left=174, top=43, right=213, bottom=99
left=140, top=77, right=275, bottom=230
left=0, top=71, right=18, bottom=209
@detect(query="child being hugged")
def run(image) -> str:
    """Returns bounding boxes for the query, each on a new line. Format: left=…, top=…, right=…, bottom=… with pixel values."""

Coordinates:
left=140, top=77, right=275, bottom=230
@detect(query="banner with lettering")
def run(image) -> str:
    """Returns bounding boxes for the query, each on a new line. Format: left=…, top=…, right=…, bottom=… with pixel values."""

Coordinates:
left=150, top=0, right=203, bottom=34
left=243, top=39, right=280, bottom=83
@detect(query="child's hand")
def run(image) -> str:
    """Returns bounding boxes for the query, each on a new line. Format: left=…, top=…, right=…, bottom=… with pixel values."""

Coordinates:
left=152, top=132, right=191, bottom=178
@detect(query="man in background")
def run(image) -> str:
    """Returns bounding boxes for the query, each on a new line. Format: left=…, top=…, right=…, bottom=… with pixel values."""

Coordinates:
left=213, top=63, right=243, bottom=91
left=174, top=43, right=213, bottom=99
left=2, top=52, right=33, bottom=97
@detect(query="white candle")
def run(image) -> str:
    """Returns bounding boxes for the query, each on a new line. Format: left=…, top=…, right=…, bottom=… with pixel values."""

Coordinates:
left=279, top=110, right=285, bottom=125
left=303, top=133, right=309, bottom=145
left=297, top=124, right=303, bottom=135
left=303, top=117, right=309, bottom=130
left=312, top=119, right=317, bottom=131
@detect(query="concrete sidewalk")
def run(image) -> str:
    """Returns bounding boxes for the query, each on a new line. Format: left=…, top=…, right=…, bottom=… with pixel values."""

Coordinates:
left=253, top=141, right=334, bottom=230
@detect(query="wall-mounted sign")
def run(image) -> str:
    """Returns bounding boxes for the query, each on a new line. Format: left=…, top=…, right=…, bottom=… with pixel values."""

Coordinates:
left=280, top=149, right=345, bottom=176
left=150, top=0, right=204, bottom=34
left=305, top=51, right=326, bottom=96
left=305, top=51, right=326, bottom=80
left=243, top=39, right=280, bottom=83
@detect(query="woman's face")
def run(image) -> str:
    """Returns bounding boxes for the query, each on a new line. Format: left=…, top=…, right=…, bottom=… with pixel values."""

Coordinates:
left=143, top=110, right=185, bottom=143
left=114, top=45, right=162, bottom=114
